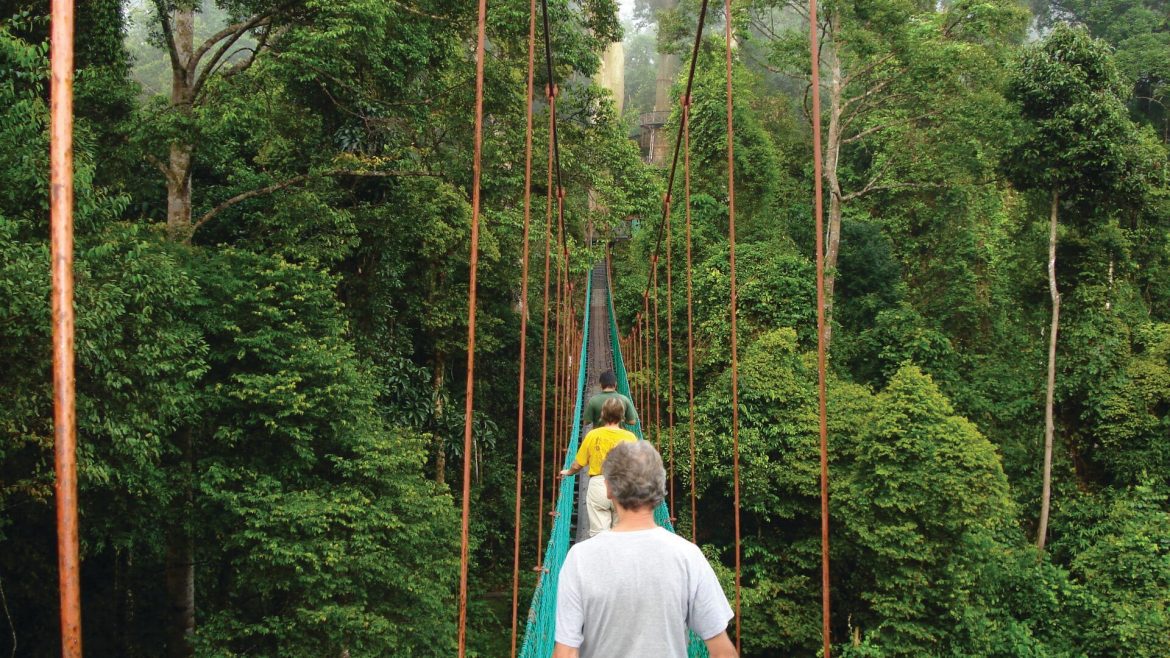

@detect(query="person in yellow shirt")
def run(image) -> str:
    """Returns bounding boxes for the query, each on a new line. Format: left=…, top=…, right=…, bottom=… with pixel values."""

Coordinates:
left=560, top=397, right=637, bottom=536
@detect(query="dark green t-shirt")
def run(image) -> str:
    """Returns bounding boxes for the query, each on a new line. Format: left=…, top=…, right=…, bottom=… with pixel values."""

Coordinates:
left=583, top=390, right=638, bottom=427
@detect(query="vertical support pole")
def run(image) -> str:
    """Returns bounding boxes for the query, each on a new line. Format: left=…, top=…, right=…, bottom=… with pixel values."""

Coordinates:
left=683, top=95, right=698, bottom=541
left=535, top=84, right=556, bottom=573
left=50, top=1, right=82, bottom=655
left=457, top=0, right=489, bottom=653
left=723, top=1, right=742, bottom=650
left=509, top=0, right=538, bottom=650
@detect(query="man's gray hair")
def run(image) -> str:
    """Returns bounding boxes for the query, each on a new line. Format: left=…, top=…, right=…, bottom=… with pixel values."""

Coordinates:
left=602, top=441, right=666, bottom=510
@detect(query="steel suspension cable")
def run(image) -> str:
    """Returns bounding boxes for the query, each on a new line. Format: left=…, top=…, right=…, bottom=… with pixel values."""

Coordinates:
left=635, top=317, right=643, bottom=425
left=509, top=0, right=539, bottom=651
left=537, top=0, right=576, bottom=534
left=635, top=0, right=710, bottom=307
left=641, top=294, right=652, bottom=443
left=50, top=0, right=81, bottom=654
left=560, top=280, right=571, bottom=464
left=645, top=310, right=651, bottom=436
left=638, top=319, right=645, bottom=420
left=552, top=217, right=572, bottom=515
left=809, top=0, right=832, bottom=652
left=456, top=0, right=489, bottom=653
left=640, top=315, right=648, bottom=427
left=550, top=242, right=565, bottom=519
left=534, top=84, right=556, bottom=573
left=684, top=95, right=698, bottom=540
left=652, top=257, right=662, bottom=456
left=629, top=324, right=635, bottom=414
left=563, top=280, right=573, bottom=449
left=723, top=0, right=743, bottom=651
left=665, top=205, right=676, bottom=521
left=540, top=0, right=565, bottom=211
left=632, top=321, right=638, bottom=420
left=632, top=320, right=641, bottom=419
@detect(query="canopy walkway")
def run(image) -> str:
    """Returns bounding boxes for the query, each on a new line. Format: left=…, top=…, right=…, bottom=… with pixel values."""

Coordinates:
left=518, top=263, right=704, bottom=657
left=42, top=0, right=832, bottom=653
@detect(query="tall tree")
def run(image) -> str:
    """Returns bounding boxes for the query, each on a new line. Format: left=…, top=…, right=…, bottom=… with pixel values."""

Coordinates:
left=739, top=0, right=1027, bottom=346
left=1004, top=23, right=1141, bottom=551
left=840, top=365, right=1016, bottom=655
left=1039, top=0, right=1170, bottom=140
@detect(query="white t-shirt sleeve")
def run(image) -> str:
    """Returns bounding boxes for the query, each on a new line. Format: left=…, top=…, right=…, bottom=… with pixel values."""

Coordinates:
left=554, top=548, right=585, bottom=647
left=686, top=547, right=735, bottom=641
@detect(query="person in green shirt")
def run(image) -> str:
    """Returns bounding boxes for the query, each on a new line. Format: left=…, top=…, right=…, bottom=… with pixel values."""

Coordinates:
left=582, top=370, right=638, bottom=428
left=560, top=397, right=638, bottom=536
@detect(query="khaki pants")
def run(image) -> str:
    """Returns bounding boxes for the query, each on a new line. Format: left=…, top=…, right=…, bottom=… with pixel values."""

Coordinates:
left=586, top=475, right=614, bottom=537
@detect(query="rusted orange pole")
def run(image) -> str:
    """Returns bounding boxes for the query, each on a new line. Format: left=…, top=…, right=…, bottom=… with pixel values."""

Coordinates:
left=684, top=94, right=698, bottom=541
left=650, top=253, right=664, bottom=507
left=457, top=0, right=489, bottom=653
left=641, top=293, right=651, bottom=442
left=631, top=321, right=640, bottom=416
left=535, top=84, right=556, bottom=572
left=50, top=1, right=82, bottom=655
left=665, top=208, right=675, bottom=522
left=724, top=0, right=743, bottom=650
left=509, top=0, right=538, bottom=649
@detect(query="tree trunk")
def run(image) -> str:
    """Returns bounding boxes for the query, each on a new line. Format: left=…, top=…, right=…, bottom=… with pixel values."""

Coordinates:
left=1037, top=190, right=1060, bottom=552
left=822, top=27, right=844, bottom=350
left=433, top=353, right=447, bottom=487
left=166, top=5, right=195, bottom=243
left=1105, top=258, right=1114, bottom=311
left=165, top=427, right=195, bottom=658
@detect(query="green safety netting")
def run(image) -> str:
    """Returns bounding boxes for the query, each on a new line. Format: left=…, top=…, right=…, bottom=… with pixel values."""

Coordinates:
left=519, top=266, right=708, bottom=658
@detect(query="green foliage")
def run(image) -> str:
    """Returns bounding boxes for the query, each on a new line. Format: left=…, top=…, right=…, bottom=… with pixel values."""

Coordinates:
left=681, top=44, right=784, bottom=225
left=4, top=0, right=1170, bottom=654
left=840, top=303, right=958, bottom=389
left=1050, top=485, right=1170, bottom=656
left=1081, top=322, right=1170, bottom=486
left=1005, top=24, right=1139, bottom=205
left=691, top=328, right=877, bottom=654
left=840, top=365, right=1016, bottom=655
left=1039, top=0, right=1170, bottom=136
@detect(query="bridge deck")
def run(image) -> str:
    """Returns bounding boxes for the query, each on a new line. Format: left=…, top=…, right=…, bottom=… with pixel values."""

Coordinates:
left=574, top=263, right=614, bottom=540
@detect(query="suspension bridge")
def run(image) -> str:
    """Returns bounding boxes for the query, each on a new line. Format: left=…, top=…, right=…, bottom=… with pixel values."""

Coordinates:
left=42, top=0, right=833, bottom=654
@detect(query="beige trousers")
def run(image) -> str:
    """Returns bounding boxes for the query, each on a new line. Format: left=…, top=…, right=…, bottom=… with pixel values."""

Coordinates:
left=585, top=475, right=614, bottom=537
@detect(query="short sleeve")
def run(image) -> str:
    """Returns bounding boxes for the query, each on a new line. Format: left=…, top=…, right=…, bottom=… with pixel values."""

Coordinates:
left=583, top=397, right=599, bottom=426
left=555, top=549, right=585, bottom=647
left=574, top=432, right=593, bottom=468
left=621, top=394, right=639, bottom=424
left=686, top=548, right=734, bottom=641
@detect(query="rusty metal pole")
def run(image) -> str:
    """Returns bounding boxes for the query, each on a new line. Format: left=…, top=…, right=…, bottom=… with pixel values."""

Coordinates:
left=457, top=0, right=489, bottom=653
left=50, top=0, right=82, bottom=656
left=723, top=0, right=743, bottom=650
left=509, top=0, right=538, bottom=650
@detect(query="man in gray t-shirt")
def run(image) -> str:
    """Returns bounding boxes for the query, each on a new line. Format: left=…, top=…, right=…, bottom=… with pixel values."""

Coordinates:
left=554, top=442, right=737, bottom=658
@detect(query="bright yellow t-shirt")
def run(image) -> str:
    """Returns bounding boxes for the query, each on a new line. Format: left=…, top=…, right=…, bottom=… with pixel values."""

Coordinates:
left=574, top=426, right=638, bottom=476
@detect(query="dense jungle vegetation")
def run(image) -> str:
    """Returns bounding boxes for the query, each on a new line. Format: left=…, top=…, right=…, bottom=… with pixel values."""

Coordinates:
left=1, top=0, right=1167, bottom=655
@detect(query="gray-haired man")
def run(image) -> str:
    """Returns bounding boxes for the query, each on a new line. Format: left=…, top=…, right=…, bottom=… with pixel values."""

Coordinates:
left=553, top=441, right=738, bottom=658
